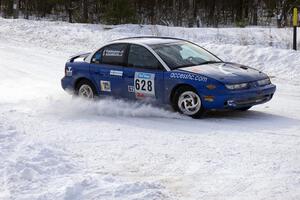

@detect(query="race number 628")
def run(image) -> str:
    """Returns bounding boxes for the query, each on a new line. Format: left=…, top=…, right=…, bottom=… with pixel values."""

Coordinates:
left=135, top=79, right=152, bottom=92
left=134, top=72, right=155, bottom=97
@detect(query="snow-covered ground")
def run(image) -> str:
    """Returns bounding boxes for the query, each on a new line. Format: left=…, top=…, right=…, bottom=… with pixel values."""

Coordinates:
left=0, top=18, right=300, bottom=200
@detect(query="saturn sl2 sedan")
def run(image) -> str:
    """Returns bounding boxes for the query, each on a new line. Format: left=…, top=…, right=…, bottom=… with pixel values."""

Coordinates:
left=61, top=37, right=276, bottom=118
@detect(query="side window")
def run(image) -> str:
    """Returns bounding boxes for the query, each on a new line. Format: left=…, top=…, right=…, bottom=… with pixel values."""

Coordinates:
left=92, top=44, right=127, bottom=65
left=128, top=44, right=162, bottom=70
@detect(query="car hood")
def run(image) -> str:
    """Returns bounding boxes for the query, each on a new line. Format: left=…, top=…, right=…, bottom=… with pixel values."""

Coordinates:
left=178, top=62, right=267, bottom=84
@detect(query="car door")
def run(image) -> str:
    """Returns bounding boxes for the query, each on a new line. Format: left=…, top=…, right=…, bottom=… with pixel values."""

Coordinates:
left=123, top=44, right=165, bottom=102
left=89, top=43, right=128, bottom=97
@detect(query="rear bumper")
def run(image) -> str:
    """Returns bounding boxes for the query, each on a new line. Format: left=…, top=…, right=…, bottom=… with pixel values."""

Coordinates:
left=203, top=84, right=276, bottom=110
left=61, top=76, right=74, bottom=92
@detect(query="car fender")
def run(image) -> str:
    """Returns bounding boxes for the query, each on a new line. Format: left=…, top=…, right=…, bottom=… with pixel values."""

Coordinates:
left=65, top=62, right=98, bottom=93
left=164, top=71, right=226, bottom=107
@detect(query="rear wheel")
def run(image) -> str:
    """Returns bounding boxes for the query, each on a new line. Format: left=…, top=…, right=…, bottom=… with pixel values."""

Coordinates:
left=75, top=80, right=96, bottom=99
left=172, top=86, right=205, bottom=118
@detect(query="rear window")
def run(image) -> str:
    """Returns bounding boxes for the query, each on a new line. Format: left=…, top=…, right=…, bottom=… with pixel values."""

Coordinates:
left=101, top=43, right=127, bottom=66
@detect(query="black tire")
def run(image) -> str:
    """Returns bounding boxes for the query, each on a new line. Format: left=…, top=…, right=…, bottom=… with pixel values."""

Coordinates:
left=75, top=79, right=97, bottom=99
left=172, top=86, right=205, bottom=118
left=237, top=106, right=252, bottom=111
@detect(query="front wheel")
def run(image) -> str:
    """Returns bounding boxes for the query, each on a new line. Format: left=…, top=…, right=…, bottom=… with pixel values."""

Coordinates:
left=173, top=86, right=205, bottom=118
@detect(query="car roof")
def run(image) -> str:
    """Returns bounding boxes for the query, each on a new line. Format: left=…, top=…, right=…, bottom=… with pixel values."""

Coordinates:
left=112, top=36, right=186, bottom=45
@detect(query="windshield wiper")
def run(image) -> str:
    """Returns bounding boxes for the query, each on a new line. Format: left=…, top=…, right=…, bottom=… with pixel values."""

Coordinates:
left=171, top=61, right=223, bottom=70
left=172, top=64, right=197, bottom=69
left=198, top=61, right=223, bottom=65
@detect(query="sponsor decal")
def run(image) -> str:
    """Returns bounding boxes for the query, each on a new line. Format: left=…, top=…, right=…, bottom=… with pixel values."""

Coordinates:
left=136, top=92, right=145, bottom=98
left=110, top=70, right=123, bottom=77
left=170, top=72, right=207, bottom=82
left=137, top=72, right=151, bottom=79
left=100, top=80, right=111, bottom=92
left=66, top=67, right=72, bottom=76
left=103, top=49, right=124, bottom=57
left=128, top=85, right=135, bottom=93
left=134, top=72, right=155, bottom=98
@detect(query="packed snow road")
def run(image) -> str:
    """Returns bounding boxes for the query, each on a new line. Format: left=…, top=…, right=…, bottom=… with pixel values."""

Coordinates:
left=0, top=18, right=300, bottom=200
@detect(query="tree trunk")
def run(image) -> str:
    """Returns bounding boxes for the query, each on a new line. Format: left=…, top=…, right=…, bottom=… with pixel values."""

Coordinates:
left=65, top=2, right=73, bottom=23
left=82, top=0, right=88, bottom=23
left=172, top=0, right=177, bottom=26
left=208, top=0, right=216, bottom=27
left=236, top=0, right=244, bottom=22
left=154, top=0, right=159, bottom=24
left=244, top=0, right=249, bottom=19
left=252, top=0, right=259, bottom=25
left=178, top=0, right=182, bottom=26
left=188, top=0, right=194, bottom=27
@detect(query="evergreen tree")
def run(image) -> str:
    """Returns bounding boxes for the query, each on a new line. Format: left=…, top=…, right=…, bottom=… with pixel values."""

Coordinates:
left=0, top=0, right=299, bottom=27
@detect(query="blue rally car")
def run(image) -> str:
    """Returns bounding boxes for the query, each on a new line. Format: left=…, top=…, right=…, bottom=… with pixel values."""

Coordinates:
left=61, top=37, right=276, bottom=118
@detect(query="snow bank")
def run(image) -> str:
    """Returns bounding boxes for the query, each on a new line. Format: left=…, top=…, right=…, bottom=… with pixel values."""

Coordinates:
left=202, top=43, right=300, bottom=84
left=1, top=17, right=299, bottom=84
left=1, top=18, right=299, bottom=51
left=113, top=24, right=300, bottom=49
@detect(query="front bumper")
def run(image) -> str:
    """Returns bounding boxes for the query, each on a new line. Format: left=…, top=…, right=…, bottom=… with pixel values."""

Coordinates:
left=226, top=93, right=273, bottom=108
left=203, top=84, right=276, bottom=110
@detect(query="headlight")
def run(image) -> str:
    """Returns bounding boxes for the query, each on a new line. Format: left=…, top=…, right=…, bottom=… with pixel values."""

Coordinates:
left=257, top=78, right=271, bottom=86
left=225, top=83, right=248, bottom=90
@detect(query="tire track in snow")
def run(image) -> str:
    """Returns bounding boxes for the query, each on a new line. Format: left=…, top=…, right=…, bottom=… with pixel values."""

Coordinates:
left=0, top=113, right=174, bottom=200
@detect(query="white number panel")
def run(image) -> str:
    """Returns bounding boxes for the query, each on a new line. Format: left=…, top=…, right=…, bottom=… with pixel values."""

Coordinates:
left=134, top=72, right=155, bottom=98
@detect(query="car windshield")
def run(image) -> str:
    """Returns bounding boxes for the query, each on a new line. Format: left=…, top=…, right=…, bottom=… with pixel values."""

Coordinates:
left=151, top=41, right=221, bottom=70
